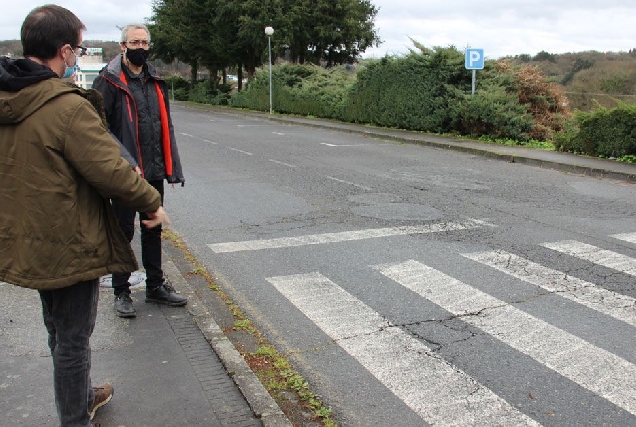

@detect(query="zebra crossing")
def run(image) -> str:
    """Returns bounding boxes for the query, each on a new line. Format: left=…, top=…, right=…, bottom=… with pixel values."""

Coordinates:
left=211, top=225, right=636, bottom=424
left=266, top=272, right=540, bottom=426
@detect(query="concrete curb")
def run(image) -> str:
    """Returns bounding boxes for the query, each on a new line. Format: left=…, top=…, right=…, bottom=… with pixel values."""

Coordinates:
left=163, top=261, right=293, bottom=427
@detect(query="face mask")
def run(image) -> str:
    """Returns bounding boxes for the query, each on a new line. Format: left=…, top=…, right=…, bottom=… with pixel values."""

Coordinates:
left=62, top=51, right=78, bottom=79
left=126, top=48, right=150, bottom=67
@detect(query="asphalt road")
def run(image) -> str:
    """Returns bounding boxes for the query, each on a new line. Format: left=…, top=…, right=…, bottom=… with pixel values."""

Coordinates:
left=165, top=105, right=636, bottom=426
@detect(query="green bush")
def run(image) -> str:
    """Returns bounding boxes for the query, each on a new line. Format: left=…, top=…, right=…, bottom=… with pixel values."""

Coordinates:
left=165, top=75, right=189, bottom=101
left=344, top=47, right=471, bottom=132
left=225, top=43, right=573, bottom=146
left=554, top=101, right=636, bottom=157
left=230, top=64, right=355, bottom=118
left=188, top=79, right=233, bottom=105
left=450, top=87, right=534, bottom=141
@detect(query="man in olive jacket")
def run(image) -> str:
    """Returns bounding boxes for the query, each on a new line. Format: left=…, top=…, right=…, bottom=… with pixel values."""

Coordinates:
left=0, top=5, right=169, bottom=426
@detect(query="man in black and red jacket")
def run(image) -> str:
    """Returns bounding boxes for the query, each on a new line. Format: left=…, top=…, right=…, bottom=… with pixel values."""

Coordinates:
left=93, top=23, right=187, bottom=318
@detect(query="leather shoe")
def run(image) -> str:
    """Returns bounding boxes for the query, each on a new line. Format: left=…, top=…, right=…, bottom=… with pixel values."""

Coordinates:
left=145, top=282, right=187, bottom=306
left=114, top=292, right=136, bottom=318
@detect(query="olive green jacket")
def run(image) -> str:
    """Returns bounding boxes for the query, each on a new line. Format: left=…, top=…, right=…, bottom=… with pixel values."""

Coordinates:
left=0, top=77, right=161, bottom=290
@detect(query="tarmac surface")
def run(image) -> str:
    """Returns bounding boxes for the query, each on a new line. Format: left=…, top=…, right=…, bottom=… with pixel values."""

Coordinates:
left=1, top=109, right=635, bottom=427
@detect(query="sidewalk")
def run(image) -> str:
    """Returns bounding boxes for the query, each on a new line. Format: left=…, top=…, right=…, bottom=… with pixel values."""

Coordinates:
left=184, top=103, right=636, bottom=184
left=0, top=247, right=291, bottom=426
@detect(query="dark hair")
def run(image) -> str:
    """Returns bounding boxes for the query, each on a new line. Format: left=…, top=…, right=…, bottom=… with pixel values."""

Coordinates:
left=21, top=4, right=86, bottom=60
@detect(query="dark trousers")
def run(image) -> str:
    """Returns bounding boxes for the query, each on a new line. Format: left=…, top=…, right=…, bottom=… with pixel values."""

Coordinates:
left=112, top=179, right=164, bottom=294
left=39, top=279, right=99, bottom=427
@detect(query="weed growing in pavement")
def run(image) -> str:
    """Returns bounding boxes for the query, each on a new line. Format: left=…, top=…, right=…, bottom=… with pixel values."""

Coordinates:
left=162, top=229, right=337, bottom=426
left=617, top=154, right=636, bottom=163
left=233, top=319, right=257, bottom=334
left=190, top=266, right=206, bottom=275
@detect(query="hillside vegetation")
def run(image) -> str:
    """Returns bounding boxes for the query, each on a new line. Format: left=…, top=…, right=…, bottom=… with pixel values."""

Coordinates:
left=506, top=50, right=636, bottom=111
left=227, top=44, right=635, bottom=160
left=2, top=39, right=635, bottom=161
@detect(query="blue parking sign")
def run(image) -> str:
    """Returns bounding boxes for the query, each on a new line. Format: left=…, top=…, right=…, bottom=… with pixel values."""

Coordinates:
left=465, top=49, right=484, bottom=70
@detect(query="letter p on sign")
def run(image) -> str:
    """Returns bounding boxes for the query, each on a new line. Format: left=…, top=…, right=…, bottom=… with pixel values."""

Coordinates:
left=465, top=48, right=484, bottom=70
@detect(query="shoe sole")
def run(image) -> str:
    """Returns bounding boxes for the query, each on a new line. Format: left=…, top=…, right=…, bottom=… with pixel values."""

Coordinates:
left=115, top=310, right=137, bottom=318
left=145, top=297, right=187, bottom=307
left=88, top=393, right=112, bottom=420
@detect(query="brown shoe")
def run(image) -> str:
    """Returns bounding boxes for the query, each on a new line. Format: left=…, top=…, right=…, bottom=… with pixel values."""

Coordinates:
left=89, top=383, right=114, bottom=420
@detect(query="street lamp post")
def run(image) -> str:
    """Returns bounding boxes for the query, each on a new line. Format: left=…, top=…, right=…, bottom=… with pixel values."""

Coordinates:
left=264, top=26, right=274, bottom=114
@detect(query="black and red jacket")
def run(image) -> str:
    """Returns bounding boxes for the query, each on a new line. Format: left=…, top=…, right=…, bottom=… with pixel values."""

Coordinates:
left=93, top=54, right=184, bottom=185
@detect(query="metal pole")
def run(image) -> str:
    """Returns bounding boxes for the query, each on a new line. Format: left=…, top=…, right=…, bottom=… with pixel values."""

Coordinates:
left=472, top=69, right=476, bottom=97
left=268, top=35, right=273, bottom=114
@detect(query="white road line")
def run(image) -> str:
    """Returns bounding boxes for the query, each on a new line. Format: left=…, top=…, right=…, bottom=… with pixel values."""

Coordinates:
left=268, top=159, right=297, bottom=168
left=612, top=232, right=636, bottom=245
left=542, top=241, right=636, bottom=277
left=266, top=272, right=539, bottom=426
left=228, top=147, right=253, bottom=156
left=273, top=132, right=286, bottom=136
left=207, top=220, right=483, bottom=253
left=237, top=124, right=276, bottom=127
left=179, top=132, right=194, bottom=137
left=376, top=260, right=636, bottom=416
left=321, top=143, right=365, bottom=147
left=325, top=176, right=373, bottom=191
left=203, top=139, right=218, bottom=145
left=462, top=250, right=636, bottom=327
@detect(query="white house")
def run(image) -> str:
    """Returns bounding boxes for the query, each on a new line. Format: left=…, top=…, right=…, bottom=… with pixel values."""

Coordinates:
left=75, top=47, right=106, bottom=89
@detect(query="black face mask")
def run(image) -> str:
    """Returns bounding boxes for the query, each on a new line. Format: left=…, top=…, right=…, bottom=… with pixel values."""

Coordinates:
left=126, top=48, right=150, bottom=67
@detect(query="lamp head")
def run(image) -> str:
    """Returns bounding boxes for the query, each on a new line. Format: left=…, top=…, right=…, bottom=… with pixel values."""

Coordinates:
left=264, top=26, right=274, bottom=36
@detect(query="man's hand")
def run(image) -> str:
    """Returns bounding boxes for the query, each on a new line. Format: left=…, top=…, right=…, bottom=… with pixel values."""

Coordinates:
left=142, top=206, right=170, bottom=228
left=133, top=166, right=142, bottom=175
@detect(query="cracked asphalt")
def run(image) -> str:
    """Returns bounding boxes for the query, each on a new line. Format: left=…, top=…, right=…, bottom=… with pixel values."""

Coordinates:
left=162, top=104, right=636, bottom=426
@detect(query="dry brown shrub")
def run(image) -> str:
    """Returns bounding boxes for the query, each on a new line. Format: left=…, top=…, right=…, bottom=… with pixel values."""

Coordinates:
left=496, top=61, right=571, bottom=140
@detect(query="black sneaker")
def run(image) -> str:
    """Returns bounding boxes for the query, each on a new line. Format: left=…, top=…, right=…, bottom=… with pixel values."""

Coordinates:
left=145, top=280, right=187, bottom=307
left=114, top=292, right=136, bottom=318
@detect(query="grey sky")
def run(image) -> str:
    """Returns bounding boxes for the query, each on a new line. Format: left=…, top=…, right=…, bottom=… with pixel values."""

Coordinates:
left=1, top=1, right=634, bottom=59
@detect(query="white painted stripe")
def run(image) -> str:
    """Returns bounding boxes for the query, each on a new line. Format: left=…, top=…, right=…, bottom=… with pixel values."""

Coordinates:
left=208, top=220, right=483, bottom=253
left=612, top=232, right=636, bottom=245
left=325, top=176, right=373, bottom=191
left=266, top=272, right=538, bottom=426
left=179, top=132, right=194, bottom=137
left=376, top=260, right=636, bottom=415
left=321, top=143, right=365, bottom=147
left=542, top=241, right=636, bottom=277
left=228, top=147, right=253, bottom=156
left=269, top=159, right=297, bottom=168
left=203, top=139, right=218, bottom=145
left=462, top=250, right=636, bottom=328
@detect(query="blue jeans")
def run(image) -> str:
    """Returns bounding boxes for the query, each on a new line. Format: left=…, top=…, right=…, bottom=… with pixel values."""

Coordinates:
left=39, top=279, right=99, bottom=427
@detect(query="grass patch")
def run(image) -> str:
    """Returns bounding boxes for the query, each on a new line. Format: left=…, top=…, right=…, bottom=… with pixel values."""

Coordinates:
left=162, top=229, right=337, bottom=426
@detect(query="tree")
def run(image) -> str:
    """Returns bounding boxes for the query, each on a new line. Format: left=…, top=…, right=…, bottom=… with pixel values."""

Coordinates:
left=284, top=0, right=380, bottom=66
left=149, top=0, right=217, bottom=86
left=149, top=0, right=381, bottom=89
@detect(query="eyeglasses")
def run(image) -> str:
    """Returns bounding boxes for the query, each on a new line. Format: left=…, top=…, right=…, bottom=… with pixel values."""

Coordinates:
left=125, top=40, right=150, bottom=48
left=74, top=45, right=87, bottom=57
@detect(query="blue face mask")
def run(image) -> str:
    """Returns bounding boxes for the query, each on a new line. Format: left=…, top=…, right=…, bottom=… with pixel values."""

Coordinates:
left=62, top=53, right=78, bottom=79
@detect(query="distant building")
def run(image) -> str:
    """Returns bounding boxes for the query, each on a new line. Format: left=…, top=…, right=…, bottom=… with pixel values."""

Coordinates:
left=75, top=47, right=106, bottom=89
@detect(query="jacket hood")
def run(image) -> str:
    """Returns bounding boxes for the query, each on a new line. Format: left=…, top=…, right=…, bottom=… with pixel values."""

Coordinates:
left=0, top=57, right=57, bottom=91
left=0, top=57, right=76, bottom=125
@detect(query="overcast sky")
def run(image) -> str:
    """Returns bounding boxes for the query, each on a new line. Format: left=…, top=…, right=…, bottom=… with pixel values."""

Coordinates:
left=1, top=1, right=635, bottom=60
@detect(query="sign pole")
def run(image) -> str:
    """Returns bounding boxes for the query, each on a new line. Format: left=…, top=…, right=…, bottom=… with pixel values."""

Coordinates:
left=465, top=48, right=484, bottom=97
